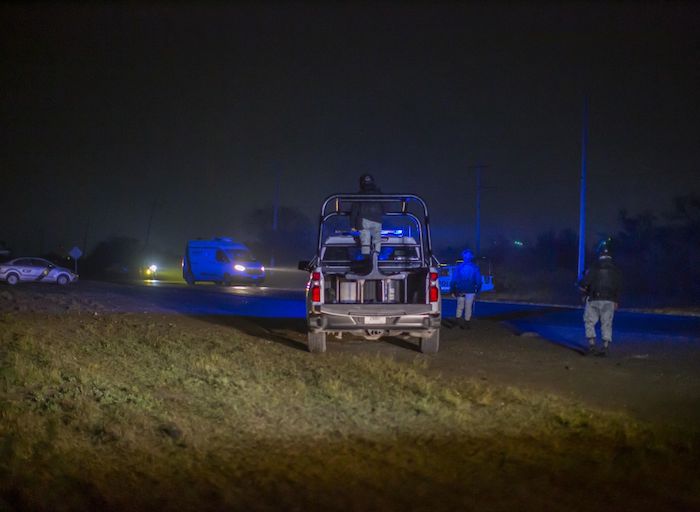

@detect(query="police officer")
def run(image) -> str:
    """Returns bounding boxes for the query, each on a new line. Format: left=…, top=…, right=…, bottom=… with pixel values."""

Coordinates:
left=350, top=174, right=384, bottom=256
left=450, top=249, right=482, bottom=329
left=578, top=247, right=622, bottom=356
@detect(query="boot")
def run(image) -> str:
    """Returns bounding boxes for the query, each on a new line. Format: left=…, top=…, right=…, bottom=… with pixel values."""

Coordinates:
left=596, top=341, right=610, bottom=357
left=586, top=339, right=597, bottom=356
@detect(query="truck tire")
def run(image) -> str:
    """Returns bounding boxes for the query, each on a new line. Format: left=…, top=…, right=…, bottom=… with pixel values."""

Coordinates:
left=308, top=331, right=327, bottom=353
left=420, top=329, right=440, bottom=354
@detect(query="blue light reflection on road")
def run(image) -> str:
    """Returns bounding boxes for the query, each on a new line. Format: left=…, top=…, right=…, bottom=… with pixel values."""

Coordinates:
left=131, top=283, right=700, bottom=347
left=468, top=300, right=700, bottom=351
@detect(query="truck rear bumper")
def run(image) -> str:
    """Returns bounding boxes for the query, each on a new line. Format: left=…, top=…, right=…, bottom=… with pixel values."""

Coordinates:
left=308, top=304, right=441, bottom=333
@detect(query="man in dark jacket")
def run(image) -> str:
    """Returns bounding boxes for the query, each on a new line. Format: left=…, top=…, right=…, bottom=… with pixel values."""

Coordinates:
left=450, top=249, right=482, bottom=329
left=350, top=174, right=384, bottom=256
left=578, top=248, right=622, bottom=356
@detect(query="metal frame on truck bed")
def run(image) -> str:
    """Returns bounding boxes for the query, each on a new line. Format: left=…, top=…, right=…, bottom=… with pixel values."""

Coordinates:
left=299, top=193, right=442, bottom=353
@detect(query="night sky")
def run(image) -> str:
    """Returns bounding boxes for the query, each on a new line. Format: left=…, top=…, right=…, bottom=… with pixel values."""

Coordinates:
left=2, top=2, right=699, bottom=256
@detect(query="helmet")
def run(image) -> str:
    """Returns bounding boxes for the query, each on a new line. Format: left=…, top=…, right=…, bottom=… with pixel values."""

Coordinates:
left=462, top=249, right=474, bottom=261
left=596, top=237, right=613, bottom=258
left=598, top=247, right=612, bottom=259
left=359, top=174, right=376, bottom=190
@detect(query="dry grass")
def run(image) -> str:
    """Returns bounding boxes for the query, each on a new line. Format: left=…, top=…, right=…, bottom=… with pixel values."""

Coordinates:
left=1, top=310, right=699, bottom=511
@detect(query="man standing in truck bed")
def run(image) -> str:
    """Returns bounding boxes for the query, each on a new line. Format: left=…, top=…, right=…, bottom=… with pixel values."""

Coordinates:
left=350, top=174, right=385, bottom=257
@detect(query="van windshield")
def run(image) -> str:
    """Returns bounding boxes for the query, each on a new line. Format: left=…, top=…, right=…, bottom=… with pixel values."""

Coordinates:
left=226, top=249, right=255, bottom=262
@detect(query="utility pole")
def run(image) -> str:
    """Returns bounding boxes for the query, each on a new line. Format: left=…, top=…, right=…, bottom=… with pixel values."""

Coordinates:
left=270, top=169, right=280, bottom=269
left=467, top=164, right=490, bottom=256
left=82, top=218, right=90, bottom=255
left=145, top=199, right=157, bottom=249
left=476, top=165, right=482, bottom=256
left=577, top=97, right=589, bottom=281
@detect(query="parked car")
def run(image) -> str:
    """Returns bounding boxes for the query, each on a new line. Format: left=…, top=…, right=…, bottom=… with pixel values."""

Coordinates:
left=298, top=193, right=442, bottom=354
left=0, top=258, right=78, bottom=286
left=182, top=238, right=265, bottom=286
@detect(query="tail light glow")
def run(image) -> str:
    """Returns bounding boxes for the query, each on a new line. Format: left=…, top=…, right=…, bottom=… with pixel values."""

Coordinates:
left=429, top=269, right=439, bottom=303
left=311, top=270, right=322, bottom=303
left=429, top=285, right=439, bottom=302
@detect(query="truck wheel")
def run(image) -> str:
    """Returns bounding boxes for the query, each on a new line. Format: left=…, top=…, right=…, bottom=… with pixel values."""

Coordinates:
left=6, top=273, right=19, bottom=286
left=420, top=329, right=440, bottom=354
left=308, top=331, right=327, bottom=353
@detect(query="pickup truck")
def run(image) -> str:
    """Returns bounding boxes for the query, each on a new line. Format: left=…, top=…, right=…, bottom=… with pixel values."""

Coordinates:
left=298, top=194, right=441, bottom=353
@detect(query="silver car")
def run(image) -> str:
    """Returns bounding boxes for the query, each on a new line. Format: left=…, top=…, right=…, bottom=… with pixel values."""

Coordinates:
left=0, top=258, right=78, bottom=286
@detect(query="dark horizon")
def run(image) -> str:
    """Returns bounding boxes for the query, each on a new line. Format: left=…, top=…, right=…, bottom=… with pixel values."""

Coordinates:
left=2, top=2, right=698, bottom=257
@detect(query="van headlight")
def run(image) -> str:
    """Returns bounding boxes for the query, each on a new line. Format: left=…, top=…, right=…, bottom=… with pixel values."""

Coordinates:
left=234, top=264, right=246, bottom=272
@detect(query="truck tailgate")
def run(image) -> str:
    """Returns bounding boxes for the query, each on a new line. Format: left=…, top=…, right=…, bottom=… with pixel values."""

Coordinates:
left=320, top=304, right=434, bottom=316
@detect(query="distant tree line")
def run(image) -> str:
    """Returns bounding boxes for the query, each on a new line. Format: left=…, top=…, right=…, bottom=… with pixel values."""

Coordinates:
left=478, top=195, right=700, bottom=306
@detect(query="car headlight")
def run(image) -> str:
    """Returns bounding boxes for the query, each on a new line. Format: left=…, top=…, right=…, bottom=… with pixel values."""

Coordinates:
left=234, top=264, right=246, bottom=272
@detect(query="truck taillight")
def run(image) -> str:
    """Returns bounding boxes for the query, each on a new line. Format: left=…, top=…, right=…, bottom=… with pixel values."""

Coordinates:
left=311, top=271, right=322, bottom=303
left=429, top=285, right=439, bottom=302
left=429, top=270, right=439, bottom=303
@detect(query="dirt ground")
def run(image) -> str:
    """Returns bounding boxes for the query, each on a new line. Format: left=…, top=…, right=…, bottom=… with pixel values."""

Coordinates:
left=328, top=321, right=700, bottom=428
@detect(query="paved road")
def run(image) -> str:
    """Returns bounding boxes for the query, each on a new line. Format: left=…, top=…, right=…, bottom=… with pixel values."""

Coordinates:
left=93, top=280, right=700, bottom=353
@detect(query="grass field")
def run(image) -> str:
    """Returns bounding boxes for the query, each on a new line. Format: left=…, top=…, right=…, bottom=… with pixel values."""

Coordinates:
left=1, top=309, right=699, bottom=511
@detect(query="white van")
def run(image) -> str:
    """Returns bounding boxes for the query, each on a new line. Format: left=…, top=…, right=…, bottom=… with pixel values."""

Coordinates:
left=183, top=238, right=265, bottom=285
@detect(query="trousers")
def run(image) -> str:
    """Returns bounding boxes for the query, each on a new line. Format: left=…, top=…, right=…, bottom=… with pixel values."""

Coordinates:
left=455, top=293, right=476, bottom=321
left=359, top=218, right=382, bottom=255
left=583, top=299, right=616, bottom=343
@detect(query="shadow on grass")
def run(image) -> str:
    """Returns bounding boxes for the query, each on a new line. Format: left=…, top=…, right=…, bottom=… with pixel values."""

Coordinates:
left=193, top=315, right=309, bottom=352
left=382, top=336, right=421, bottom=352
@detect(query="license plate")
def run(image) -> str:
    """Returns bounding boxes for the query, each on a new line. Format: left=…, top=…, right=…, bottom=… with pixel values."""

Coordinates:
left=364, top=316, right=386, bottom=324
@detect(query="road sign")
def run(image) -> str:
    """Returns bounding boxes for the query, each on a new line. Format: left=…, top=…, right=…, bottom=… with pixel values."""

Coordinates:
left=69, top=246, right=82, bottom=274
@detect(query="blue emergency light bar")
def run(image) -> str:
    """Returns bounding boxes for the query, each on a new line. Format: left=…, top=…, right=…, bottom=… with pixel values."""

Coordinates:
left=381, top=229, right=404, bottom=236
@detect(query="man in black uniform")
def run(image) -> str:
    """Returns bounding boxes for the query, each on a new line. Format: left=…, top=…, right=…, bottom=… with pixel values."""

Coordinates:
left=578, top=247, right=622, bottom=356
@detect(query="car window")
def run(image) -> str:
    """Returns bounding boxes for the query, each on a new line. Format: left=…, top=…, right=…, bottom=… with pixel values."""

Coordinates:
left=32, top=259, right=49, bottom=267
left=226, top=249, right=254, bottom=262
left=322, top=246, right=353, bottom=262
left=13, top=259, right=31, bottom=266
left=215, top=249, right=230, bottom=263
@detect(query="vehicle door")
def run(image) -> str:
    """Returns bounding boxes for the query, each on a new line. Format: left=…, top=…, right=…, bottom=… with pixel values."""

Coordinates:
left=215, top=249, right=230, bottom=278
left=30, top=259, right=54, bottom=281
left=11, top=259, right=40, bottom=281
